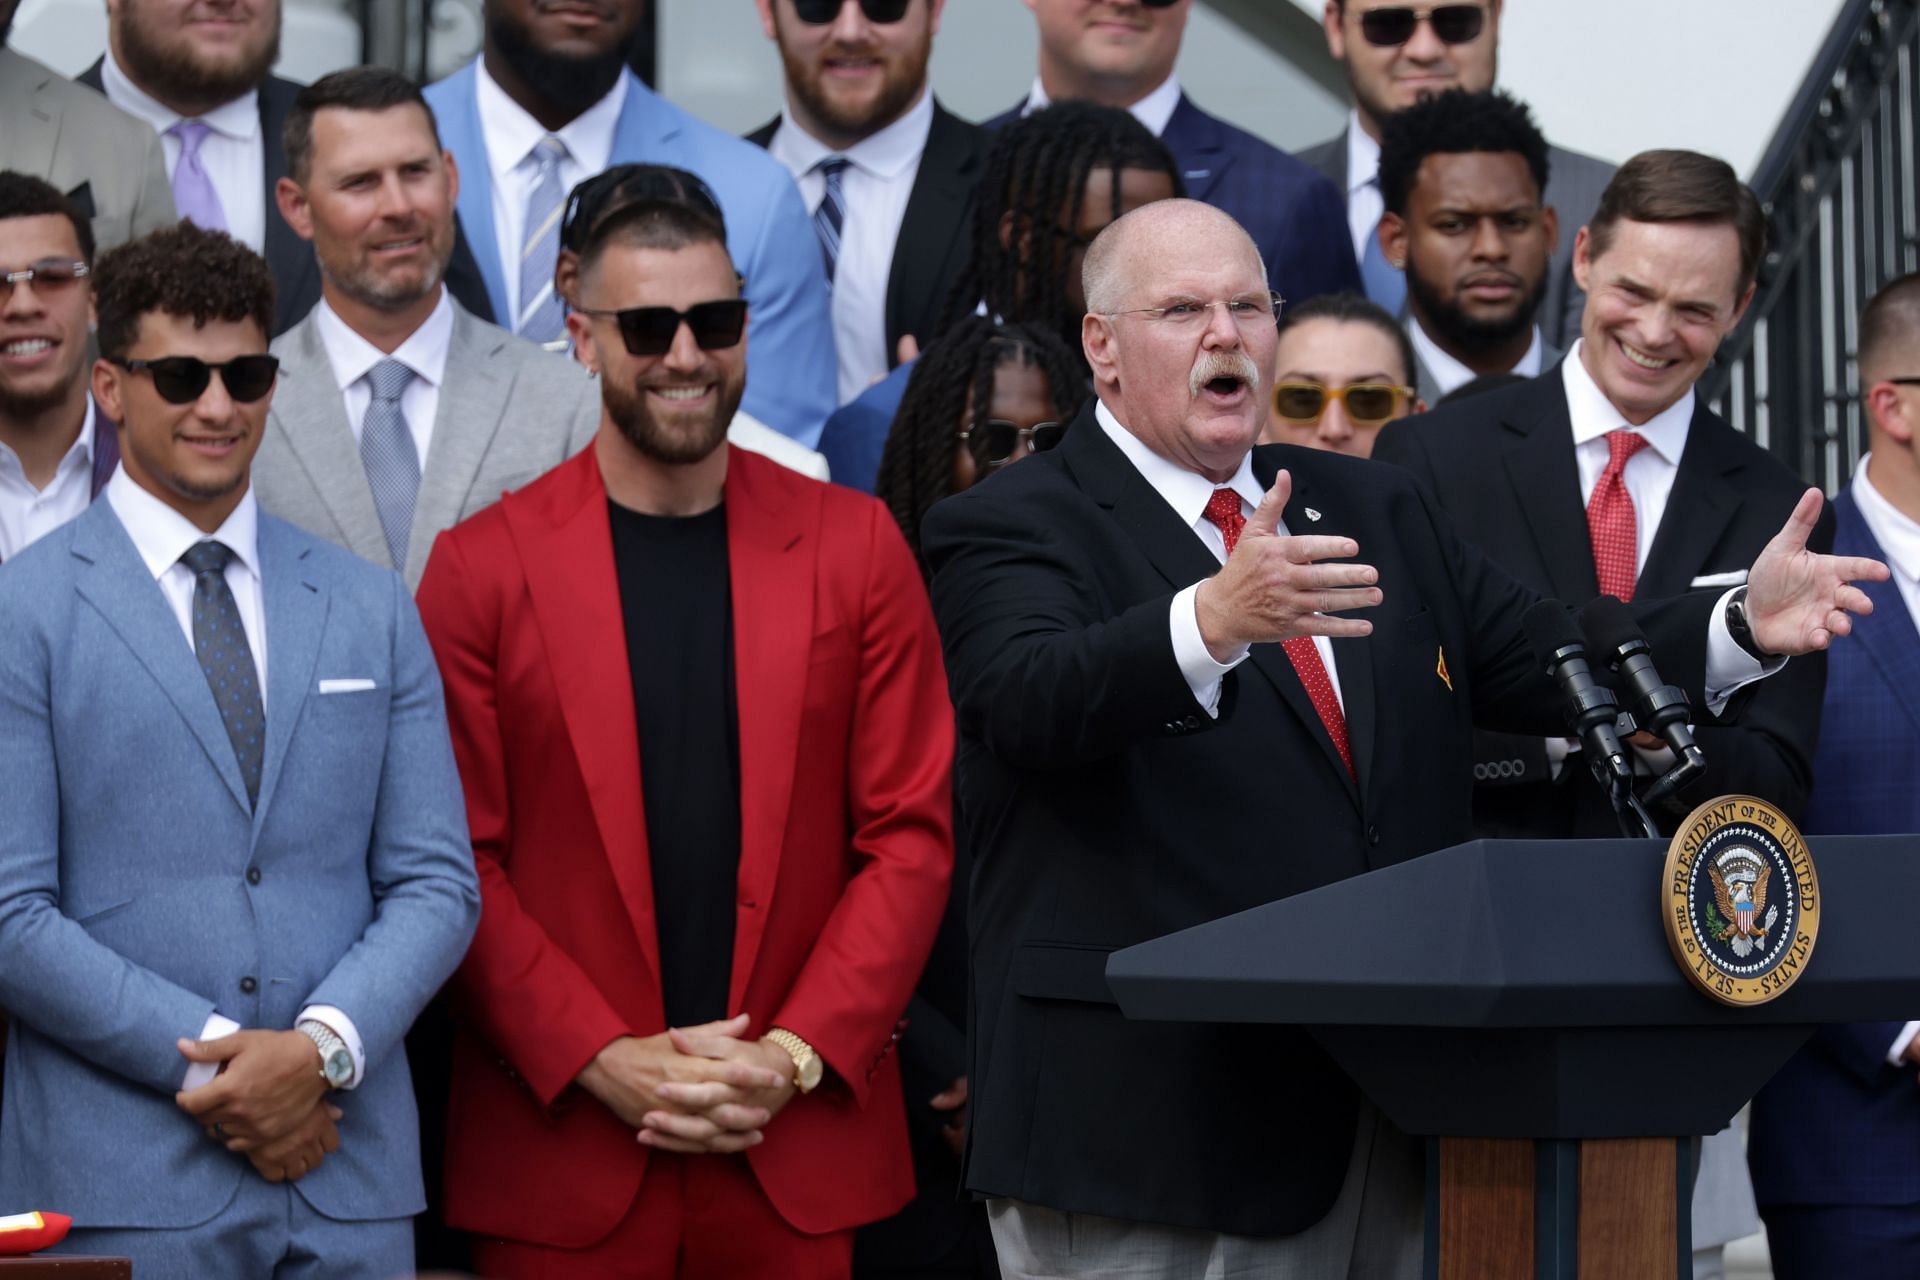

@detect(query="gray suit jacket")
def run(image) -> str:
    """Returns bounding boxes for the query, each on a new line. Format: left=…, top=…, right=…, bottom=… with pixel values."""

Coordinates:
left=0, top=47, right=175, bottom=252
left=1298, top=127, right=1615, bottom=350
left=0, top=498, right=479, bottom=1227
left=255, top=298, right=600, bottom=590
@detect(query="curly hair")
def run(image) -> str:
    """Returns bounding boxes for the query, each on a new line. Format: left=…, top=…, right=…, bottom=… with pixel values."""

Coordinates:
left=0, top=170, right=96, bottom=265
left=1377, top=89, right=1551, bottom=218
left=94, top=222, right=276, bottom=362
left=875, top=316, right=1086, bottom=576
left=938, top=102, right=1181, bottom=350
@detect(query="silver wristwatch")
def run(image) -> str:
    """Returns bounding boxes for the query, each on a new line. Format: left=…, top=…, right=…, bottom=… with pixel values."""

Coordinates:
left=297, top=1020, right=354, bottom=1089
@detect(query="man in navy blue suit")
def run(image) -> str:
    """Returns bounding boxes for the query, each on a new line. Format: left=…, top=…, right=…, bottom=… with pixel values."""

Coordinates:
left=1748, top=273, right=1920, bottom=1278
left=987, top=0, right=1360, bottom=309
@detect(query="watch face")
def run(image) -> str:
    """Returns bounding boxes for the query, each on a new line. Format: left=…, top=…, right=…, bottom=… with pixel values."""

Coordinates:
left=324, top=1048, right=353, bottom=1086
left=797, top=1053, right=824, bottom=1091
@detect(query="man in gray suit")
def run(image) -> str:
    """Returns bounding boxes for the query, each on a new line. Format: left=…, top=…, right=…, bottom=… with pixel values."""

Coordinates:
left=1297, top=0, right=1612, bottom=349
left=0, top=0, right=174, bottom=252
left=253, top=68, right=596, bottom=590
left=0, top=221, right=479, bottom=1276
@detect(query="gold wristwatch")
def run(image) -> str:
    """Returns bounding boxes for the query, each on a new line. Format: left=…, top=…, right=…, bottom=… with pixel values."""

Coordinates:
left=765, top=1027, right=823, bottom=1094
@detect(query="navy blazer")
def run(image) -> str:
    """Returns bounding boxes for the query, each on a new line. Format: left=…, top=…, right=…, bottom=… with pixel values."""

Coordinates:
left=987, top=94, right=1361, bottom=306
left=1748, top=489, right=1920, bottom=1208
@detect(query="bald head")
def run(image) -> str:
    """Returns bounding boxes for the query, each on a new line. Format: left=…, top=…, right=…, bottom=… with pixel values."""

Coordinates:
left=1082, top=198, right=1266, bottom=317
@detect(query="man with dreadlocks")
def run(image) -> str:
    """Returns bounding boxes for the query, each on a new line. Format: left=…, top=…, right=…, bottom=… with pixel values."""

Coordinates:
left=817, top=100, right=1179, bottom=495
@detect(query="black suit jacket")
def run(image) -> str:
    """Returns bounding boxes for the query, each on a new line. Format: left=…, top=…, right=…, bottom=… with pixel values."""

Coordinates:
left=78, top=63, right=497, bottom=335
left=748, top=101, right=990, bottom=361
left=1373, top=363, right=1829, bottom=837
left=921, top=404, right=1721, bottom=1235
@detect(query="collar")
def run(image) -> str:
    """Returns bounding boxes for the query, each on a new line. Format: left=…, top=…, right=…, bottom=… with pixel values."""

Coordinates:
left=0, top=398, right=95, bottom=481
left=1853, top=453, right=1920, bottom=588
left=773, top=84, right=933, bottom=180
left=105, top=465, right=261, bottom=584
left=313, top=289, right=454, bottom=392
left=1407, top=318, right=1544, bottom=395
left=1345, top=108, right=1379, bottom=195
left=101, top=49, right=260, bottom=141
left=1024, top=73, right=1183, bottom=137
left=1094, top=399, right=1262, bottom=527
left=1561, top=339, right=1692, bottom=465
left=474, top=59, right=629, bottom=182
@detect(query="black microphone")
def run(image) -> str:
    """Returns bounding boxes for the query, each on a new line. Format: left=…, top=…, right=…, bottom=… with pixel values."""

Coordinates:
left=1521, top=599, right=1631, bottom=782
left=1578, top=596, right=1707, bottom=808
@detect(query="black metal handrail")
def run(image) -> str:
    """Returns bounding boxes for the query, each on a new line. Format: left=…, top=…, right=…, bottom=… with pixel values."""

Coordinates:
left=1705, top=0, right=1920, bottom=492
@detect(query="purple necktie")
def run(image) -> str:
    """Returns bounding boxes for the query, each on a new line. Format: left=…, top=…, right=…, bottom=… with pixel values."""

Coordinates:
left=167, top=120, right=228, bottom=232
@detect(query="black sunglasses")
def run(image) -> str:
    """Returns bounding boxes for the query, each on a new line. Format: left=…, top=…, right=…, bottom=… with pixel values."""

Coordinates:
left=1357, top=4, right=1485, bottom=47
left=110, top=354, right=279, bottom=405
left=957, top=419, right=1066, bottom=467
left=1, top=258, right=89, bottom=299
left=792, top=0, right=911, bottom=22
left=575, top=300, right=748, bottom=357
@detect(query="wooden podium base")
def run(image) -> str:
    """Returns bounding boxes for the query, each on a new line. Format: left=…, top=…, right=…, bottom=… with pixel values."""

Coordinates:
left=1427, top=1137, right=1693, bottom=1280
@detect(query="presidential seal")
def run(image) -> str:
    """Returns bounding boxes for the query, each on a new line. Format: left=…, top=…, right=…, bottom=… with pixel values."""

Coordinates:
left=1662, top=795, right=1819, bottom=1007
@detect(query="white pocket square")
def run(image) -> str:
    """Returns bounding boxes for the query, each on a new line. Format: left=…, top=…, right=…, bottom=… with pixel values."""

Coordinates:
left=317, top=678, right=377, bottom=694
left=1689, top=570, right=1748, bottom=589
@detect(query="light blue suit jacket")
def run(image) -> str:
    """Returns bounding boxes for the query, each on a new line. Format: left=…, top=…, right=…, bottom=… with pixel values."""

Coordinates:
left=0, top=498, right=479, bottom=1228
left=426, top=62, right=838, bottom=447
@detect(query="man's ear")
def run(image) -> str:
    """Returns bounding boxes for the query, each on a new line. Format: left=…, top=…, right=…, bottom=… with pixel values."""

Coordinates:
left=1571, top=225, right=1594, bottom=294
left=1322, top=0, right=1346, bottom=59
left=444, top=149, right=461, bottom=205
left=1082, top=312, right=1118, bottom=381
left=1379, top=212, right=1409, bottom=272
left=566, top=310, right=599, bottom=374
left=92, top=357, right=124, bottom=425
left=275, top=177, right=314, bottom=244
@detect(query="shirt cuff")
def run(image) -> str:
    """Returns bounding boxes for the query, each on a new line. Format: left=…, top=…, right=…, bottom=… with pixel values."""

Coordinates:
left=1702, top=588, right=1786, bottom=714
left=1888, top=1022, right=1920, bottom=1067
left=1171, top=583, right=1249, bottom=718
left=182, top=1013, right=242, bottom=1091
left=298, top=1004, right=367, bottom=1090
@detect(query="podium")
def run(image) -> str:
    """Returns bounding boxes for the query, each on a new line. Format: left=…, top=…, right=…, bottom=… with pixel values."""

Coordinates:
left=1106, top=836, right=1920, bottom=1279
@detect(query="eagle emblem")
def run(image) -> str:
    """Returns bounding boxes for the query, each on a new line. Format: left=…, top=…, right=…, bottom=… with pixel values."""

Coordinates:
left=1707, top=848, right=1775, bottom=958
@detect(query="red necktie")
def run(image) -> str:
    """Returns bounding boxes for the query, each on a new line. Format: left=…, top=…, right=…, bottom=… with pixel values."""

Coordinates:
left=1201, top=488, right=1355, bottom=779
left=1587, top=430, right=1651, bottom=601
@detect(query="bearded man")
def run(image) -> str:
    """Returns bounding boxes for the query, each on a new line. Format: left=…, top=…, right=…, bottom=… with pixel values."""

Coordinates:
left=414, top=175, right=955, bottom=1279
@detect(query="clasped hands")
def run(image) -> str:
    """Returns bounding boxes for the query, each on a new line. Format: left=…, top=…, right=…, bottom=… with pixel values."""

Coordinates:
left=175, top=1030, right=339, bottom=1185
left=577, top=1013, right=798, bottom=1154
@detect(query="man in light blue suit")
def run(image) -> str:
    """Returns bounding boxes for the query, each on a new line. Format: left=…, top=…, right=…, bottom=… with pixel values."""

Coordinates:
left=424, top=0, right=838, bottom=445
left=0, top=222, right=479, bottom=1276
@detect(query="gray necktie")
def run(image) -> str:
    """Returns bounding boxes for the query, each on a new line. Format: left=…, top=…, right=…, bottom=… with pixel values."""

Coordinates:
left=181, top=540, right=263, bottom=808
left=517, top=135, right=569, bottom=344
left=359, top=359, right=419, bottom=572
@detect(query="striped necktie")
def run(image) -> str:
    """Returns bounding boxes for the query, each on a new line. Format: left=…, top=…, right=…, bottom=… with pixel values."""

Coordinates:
left=517, top=134, right=569, bottom=344
left=811, top=156, right=852, bottom=287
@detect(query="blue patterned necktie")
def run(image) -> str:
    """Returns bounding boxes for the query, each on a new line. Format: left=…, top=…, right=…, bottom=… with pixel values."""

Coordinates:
left=1358, top=181, right=1407, bottom=315
left=811, top=156, right=852, bottom=287
left=181, top=540, right=264, bottom=808
left=359, top=358, right=419, bottom=573
left=518, top=134, right=569, bottom=343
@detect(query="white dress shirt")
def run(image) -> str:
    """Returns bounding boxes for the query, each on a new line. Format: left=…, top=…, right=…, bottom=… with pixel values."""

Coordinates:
left=1093, top=400, right=1343, bottom=718
left=314, top=289, right=453, bottom=470
left=1343, top=110, right=1384, bottom=266
left=0, top=400, right=97, bottom=561
left=1022, top=73, right=1184, bottom=138
left=769, top=88, right=933, bottom=404
left=475, top=61, right=627, bottom=326
left=100, top=51, right=266, bottom=254
left=105, top=470, right=367, bottom=1090
left=1408, top=319, right=1545, bottom=398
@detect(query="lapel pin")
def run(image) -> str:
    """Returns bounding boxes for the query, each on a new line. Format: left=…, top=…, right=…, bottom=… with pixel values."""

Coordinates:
left=1304, top=507, right=1322, bottom=522
left=1437, top=645, right=1453, bottom=692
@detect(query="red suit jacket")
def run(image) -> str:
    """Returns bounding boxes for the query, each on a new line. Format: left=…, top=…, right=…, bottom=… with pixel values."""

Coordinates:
left=415, top=445, right=954, bottom=1247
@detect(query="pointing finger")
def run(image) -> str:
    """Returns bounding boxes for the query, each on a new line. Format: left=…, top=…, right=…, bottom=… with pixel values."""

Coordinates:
left=1242, top=471, right=1291, bottom=540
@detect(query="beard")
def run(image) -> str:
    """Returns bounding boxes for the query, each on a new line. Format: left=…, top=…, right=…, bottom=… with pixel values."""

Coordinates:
left=1408, top=264, right=1548, bottom=354
left=116, top=0, right=279, bottom=112
left=320, top=223, right=454, bottom=314
left=780, top=33, right=930, bottom=142
left=487, top=1, right=629, bottom=119
left=603, top=368, right=742, bottom=466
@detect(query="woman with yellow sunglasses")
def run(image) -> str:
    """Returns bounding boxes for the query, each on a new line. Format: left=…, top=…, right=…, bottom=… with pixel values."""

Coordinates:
left=1260, top=291, right=1427, bottom=458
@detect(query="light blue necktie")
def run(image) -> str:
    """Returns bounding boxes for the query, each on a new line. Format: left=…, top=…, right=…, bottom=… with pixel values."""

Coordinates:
left=166, top=120, right=228, bottom=232
left=517, top=135, right=569, bottom=344
left=812, top=156, right=851, bottom=287
left=359, top=359, right=419, bottom=573
left=1359, top=182, right=1407, bottom=315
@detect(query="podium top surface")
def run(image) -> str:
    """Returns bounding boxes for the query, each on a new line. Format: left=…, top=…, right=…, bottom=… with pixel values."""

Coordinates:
left=1106, top=836, right=1920, bottom=1028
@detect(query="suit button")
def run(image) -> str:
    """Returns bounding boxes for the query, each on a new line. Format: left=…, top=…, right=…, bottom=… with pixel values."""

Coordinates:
left=246, top=868, right=262, bottom=885
left=239, top=976, right=258, bottom=994
left=1182, top=715, right=1201, bottom=731
left=1366, top=825, right=1381, bottom=847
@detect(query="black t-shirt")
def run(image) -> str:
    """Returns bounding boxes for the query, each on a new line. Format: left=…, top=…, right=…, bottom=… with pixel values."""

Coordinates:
left=607, top=499, right=740, bottom=1030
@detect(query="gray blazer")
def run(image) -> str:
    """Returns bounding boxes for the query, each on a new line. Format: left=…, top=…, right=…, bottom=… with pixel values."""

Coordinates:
left=0, top=499, right=479, bottom=1227
left=1298, top=127, right=1616, bottom=350
left=254, top=298, right=600, bottom=590
left=0, top=47, right=175, bottom=252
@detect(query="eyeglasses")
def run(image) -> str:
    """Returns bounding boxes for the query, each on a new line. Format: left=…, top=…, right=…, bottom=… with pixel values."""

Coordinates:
left=791, top=0, right=911, bottom=22
left=956, top=419, right=1066, bottom=466
left=1272, top=381, right=1413, bottom=428
left=110, top=354, right=279, bottom=405
left=1, top=259, right=89, bottom=299
left=1105, top=292, right=1285, bottom=328
left=575, top=299, right=748, bottom=357
left=1356, top=4, right=1486, bottom=47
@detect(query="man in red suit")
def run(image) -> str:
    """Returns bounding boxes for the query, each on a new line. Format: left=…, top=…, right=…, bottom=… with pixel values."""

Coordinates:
left=415, top=174, right=955, bottom=1278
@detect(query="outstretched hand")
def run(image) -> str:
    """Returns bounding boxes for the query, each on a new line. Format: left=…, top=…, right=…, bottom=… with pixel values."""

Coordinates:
left=1746, top=488, right=1889, bottom=655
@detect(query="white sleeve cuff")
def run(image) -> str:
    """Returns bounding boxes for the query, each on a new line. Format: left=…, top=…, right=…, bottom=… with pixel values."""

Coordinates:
left=1171, top=583, right=1249, bottom=718
left=182, top=1013, right=242, bottom=1090
left=298, top=1005, right=366, bottom=1090
left=1888, top=1021, right=1920, bottom=1067
left=1702, top=588, right=1786, bottom=714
